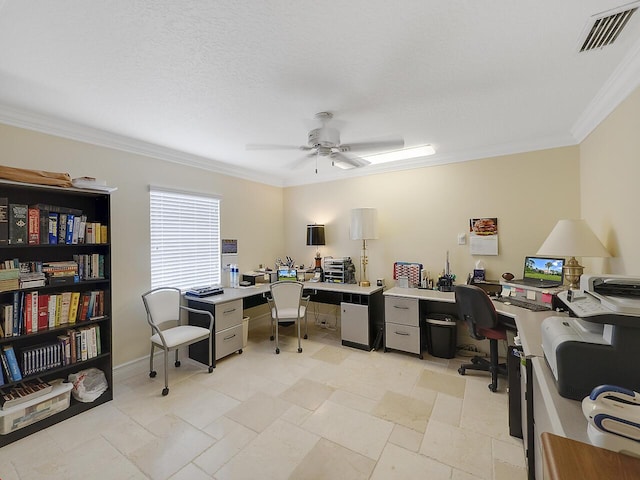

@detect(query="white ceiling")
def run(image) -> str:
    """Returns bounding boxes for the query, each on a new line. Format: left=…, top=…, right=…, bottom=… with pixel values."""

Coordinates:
left=1, top=1, right=639, bottom=187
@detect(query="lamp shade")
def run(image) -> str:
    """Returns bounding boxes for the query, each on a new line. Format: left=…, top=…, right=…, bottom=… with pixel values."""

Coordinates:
left=536, top=219, right=610, bottom=258
left=350, top=208, right=379, bottom=240
left=306, top=224, right=326, bottom=246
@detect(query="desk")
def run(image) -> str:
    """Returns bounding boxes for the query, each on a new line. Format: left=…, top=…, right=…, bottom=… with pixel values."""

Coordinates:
left=383, top=287, right=586, bottom=479
left=185, top=282, right=384, bottom=366
left=541, top=432, right=640, bottom=480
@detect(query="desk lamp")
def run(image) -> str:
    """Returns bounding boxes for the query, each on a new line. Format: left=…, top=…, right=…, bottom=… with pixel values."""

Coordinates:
left=536, top=219, right=610, bottom=290
left=350, top=208, right=378, bottom=287
left=306, top=224, right=326, bottom=275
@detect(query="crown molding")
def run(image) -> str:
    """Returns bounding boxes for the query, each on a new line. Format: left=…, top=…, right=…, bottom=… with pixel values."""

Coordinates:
left=0, top=104, right=285, bottom=187
left=571, top=37, right=640, bottom=143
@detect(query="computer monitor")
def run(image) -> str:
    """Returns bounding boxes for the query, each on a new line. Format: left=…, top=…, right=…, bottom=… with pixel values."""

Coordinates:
left=523, top=256, right=565, bottom=285
left=277, top=268, right=298, bottom=281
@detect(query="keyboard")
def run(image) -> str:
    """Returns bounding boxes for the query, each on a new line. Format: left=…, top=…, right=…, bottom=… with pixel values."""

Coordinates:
left=493, top=296, right=551, bottom=312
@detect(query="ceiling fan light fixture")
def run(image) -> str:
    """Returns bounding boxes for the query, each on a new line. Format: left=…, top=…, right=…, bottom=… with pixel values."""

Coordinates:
left=332, top=159, right=356, bottom=170
left=363, top=145, right=436, bottom=165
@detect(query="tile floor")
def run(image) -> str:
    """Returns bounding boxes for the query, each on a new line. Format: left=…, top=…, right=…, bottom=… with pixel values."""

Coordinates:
left=0, top=319, right=527, bottom=480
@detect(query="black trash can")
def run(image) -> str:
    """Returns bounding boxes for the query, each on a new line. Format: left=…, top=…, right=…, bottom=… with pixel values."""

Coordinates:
left=425, top=314, right=457, bottom=358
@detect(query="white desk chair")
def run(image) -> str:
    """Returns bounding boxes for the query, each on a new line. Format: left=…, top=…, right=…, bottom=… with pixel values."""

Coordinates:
left=141, top=287, right=214, bottom=396
left=267, top=281, right=310, bottom=354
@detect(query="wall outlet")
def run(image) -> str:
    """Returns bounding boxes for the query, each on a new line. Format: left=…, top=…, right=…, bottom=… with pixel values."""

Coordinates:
left=457, top=233, right=466, bottom=245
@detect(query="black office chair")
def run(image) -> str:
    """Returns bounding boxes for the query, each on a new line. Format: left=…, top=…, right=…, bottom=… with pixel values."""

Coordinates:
left=455, top=284, right=508, bottom=392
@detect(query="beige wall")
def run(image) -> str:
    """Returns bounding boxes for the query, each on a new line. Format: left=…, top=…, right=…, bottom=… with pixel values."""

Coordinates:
left=580, top=85, right=640, bottom=275
left=0, top=124, right=284, bottom=365
left=284, top=147, right=581, bottom=286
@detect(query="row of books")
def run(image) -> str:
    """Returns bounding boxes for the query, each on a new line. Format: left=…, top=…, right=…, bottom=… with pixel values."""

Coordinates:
left=0, top=325, right=102, bottom=386
left=0, top=199, right=107, bottom=246
left=0, top=255, right=106, bottom=292
left=0, top=290, right=106, bottom=338
left=22, top=324, right=102, bottom=377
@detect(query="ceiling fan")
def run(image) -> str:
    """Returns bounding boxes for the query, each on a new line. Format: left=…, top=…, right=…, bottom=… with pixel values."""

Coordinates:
left=246, top=112, right=404, bottom=172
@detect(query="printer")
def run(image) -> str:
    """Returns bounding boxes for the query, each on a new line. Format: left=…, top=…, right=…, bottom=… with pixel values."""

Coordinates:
left=541, top=274, right=640, bottom=400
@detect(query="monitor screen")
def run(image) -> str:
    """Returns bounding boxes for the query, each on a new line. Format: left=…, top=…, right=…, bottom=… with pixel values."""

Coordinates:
left=523, top=256, right=565, bottom=283
left=277, top=268, right=298, bottom=281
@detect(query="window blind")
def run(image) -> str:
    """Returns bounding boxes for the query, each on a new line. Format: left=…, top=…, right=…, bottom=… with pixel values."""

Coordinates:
left=150, top=188, right=221, bottom=290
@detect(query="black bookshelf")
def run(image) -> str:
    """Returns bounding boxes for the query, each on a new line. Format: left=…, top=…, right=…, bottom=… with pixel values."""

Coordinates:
left=0, top=181, right=113, bottom=447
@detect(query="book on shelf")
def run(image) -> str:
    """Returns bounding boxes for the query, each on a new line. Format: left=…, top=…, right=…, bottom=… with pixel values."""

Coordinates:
left=59, top=292, right=72, bottom=326
left=0, top=351, right=12, bottom=383
left=77, top=215, right=87, bottom=244
left=0, top=379, right=53, bottom=410
left=8, top=204, right=28, bottom=245
left=27, top=206, right=40, bottom=245
left=54, top=294, right=62, bottom=327
left=58, top=335, right=71, bottom=365
left=2, top=304, right=13, bottom=337
left=38, top=294, right=49, bottom=331
left=38, top=205, right=49, bottom=244
left=0, top=357, right=4, bottom=386
left=68, top=292, right=80, bottom=324
left=71, top=215, right=81, bottom=244
left=0, top=197, right=8, bottom=245
left=47, top=294, right=57, bottom=328
left=65, top=214, right=74, bottom=245
left=2, top=345, right=22, bottom=382
left=48, top=212, right=58, bottom=244
left=12, top=292, right=22, bottom=337
left=57, top=213, right=67, bottom=245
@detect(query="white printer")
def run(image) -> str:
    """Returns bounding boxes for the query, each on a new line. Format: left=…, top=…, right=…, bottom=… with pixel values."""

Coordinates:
left=541, top=274, right=640, bottom=400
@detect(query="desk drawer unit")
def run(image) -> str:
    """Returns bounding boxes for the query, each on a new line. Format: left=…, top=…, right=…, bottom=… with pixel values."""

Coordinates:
left=214, top=299, right=243, bottom=361
left=216, top=324, right=243, bottom=360
left=385, top=296, right=419, bottom=326
left=215, top=299, right=243, bottom=332
left=384, top=296, right=422, bottom=358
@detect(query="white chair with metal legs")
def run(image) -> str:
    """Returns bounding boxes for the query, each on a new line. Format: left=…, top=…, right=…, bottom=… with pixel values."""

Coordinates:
left=267, top=281, right=309, bottom=354
left=141, top=287, right=214, bottom=395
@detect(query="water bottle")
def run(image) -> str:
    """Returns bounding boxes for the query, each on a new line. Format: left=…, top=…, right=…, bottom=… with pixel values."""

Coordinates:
left=232, top=264, right=239, bottom=287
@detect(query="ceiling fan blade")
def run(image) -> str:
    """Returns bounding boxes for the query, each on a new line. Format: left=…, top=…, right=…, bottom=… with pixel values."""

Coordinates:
left=287, top=152, right=316, bottom=170
left=330, top=151, right=370, bottom=169
left=339, top=137, right=405, bottom=152
left=246, top=144, right=312, bottom=151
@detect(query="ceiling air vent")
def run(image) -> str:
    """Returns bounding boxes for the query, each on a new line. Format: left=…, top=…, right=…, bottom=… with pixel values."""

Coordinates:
left=580, top=5, right=637, bottom=52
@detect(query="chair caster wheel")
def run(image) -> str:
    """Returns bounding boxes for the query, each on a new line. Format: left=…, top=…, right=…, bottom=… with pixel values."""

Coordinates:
left=208, top=366, right=214, bottom=373
left=175, top=361, right=181, bottom=367
left=149, top=371, right=157, bottom=378
left=419, top=354, right=424, bottom=360
left=488, top=384, right=497, bottom=392
left=384, top=348, right=388, bottom=353
left=298, top=347, right=302, bottom=353
left=471, top=357, right=480, bottom=365
left=276, top=348, right=280, bottom=354
left=238, top=349, right=243, bottom=354
left=458, top=367, right=466, bottom=375
left=270, top=335, right=274, bottom=341
left=304, top=334, right=308, bottom=339
left=162, top=388, right=169, bottom=396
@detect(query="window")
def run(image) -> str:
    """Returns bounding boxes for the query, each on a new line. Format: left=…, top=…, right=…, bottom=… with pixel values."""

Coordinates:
left=150, top=187, right=221, bottom=290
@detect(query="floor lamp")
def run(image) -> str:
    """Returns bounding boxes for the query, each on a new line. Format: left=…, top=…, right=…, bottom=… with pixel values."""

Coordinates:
left=351, top=208, right=378, bottom=287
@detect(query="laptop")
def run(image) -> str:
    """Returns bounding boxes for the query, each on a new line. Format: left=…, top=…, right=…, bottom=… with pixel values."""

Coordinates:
left=510, top=256, right=565, bottom=288
left=277, top=268, right=298, bottom=281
